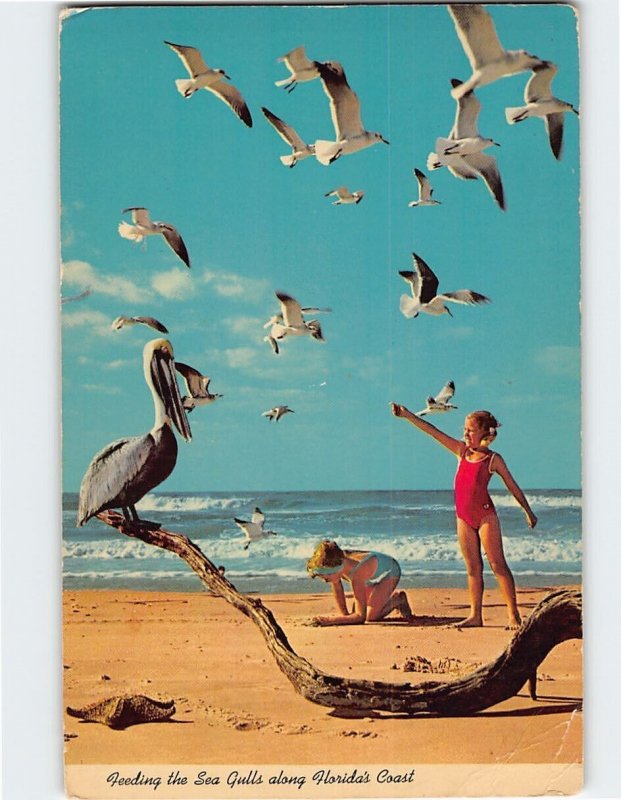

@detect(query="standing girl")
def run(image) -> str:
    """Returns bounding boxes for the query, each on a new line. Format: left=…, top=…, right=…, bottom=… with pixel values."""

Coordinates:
left=391, top=404, right=537, bottom=629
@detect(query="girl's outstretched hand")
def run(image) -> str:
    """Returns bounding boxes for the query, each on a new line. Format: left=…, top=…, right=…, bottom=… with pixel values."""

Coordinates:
left=525, top=511, right=538, bottom=529
left=391, top=402, right=406, bottom=417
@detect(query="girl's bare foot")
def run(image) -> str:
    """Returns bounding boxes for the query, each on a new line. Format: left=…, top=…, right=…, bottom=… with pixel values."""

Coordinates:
left=397, top=591, right=415, bottom=621
left=505, top=616, right=522, bottom=631
left=454, top=615, right=483, bottom=628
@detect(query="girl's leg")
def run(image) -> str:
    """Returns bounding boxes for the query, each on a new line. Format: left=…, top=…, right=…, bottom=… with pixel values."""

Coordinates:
left=456, top=518, right=484, bottom=627
left=479, top=516, right=521, bottom=629
left=366, top=577, right=413, bottom=621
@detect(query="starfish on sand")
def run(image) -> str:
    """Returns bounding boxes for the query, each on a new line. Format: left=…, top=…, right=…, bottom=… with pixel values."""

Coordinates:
left=66, top=694, right=176, bottom=729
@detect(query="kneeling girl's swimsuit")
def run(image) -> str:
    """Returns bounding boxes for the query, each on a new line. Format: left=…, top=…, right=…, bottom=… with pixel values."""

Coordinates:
left=348, top=551, right=401, bottom=586
left=454, top=448, right=497, bottom=529
left=309, top=551, right=400, bottom=584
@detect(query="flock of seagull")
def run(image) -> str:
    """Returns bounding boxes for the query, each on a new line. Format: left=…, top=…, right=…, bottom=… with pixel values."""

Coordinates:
left=74, top=4, right=577, bottom=552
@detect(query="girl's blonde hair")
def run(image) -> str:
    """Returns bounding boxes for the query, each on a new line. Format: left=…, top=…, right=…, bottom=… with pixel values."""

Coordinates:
left=306, top=540, right=344, bottom=573
left=467, top=410, right=501, bottom=446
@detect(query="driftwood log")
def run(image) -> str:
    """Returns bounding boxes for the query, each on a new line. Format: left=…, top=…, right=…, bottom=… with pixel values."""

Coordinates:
left=97, top=511, right=582, bottom=716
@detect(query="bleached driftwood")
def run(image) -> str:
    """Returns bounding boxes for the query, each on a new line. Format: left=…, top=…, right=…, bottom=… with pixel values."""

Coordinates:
left=96, top=511, right=582, bottom=715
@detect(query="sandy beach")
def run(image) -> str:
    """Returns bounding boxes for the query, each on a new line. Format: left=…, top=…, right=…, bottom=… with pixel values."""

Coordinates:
left=64, top=585, right=582, bottom=777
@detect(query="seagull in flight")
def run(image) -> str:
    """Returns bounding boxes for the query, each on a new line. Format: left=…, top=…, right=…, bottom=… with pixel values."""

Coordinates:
left=427, top=80, right=505, bottom=210
left=505, top=61, right=578, bottom=160
left=263, top=292, right=327, bottom=354
left=233, top=507, right=278, bottom=550
left=275, top=46, right=320, bottom=93
left=408, top=169, right=441, bottom=207
left=399, top=252, right=490, bottom=318
left=314, top=60, right=389, bottom=166
left=61, top=287, right=93, bottom=304
left=262, top=406, right=295, bottom=422
left=417, top=381, right=458, bottom=416
left=111, top=315, right=169, bottom=334
left=261, top=107, right=315, bottom=167
left=174, top=362, right=223, bottom=412
left=324, top=186, right=364, bottom=205
left=448, top=4, right=545, bottom=100
left=118, top=208, right=191, bottom=268
left=164, top=40, right=252, bottom=127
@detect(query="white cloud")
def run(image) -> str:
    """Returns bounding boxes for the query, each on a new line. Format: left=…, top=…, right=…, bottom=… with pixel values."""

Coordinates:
left=437, top=325, right=474, bottom=341
left=341, top=355, right=385, bottom=381
left=223, top=315, right=264, bottom=338
left=62, top=309, right=111, bottom=335
left=82, top=383, right=122, bottom=395
left=62, top=259, right=152, bottom=302
left=201, top=269, right=269, bottom=300
left=104, top=359, right=133, bottom=370
left=222, top=347, right=258, bottom=370
left=534, top=345, right=580, bottom=378
left=151, top=268, right=193, bottom=300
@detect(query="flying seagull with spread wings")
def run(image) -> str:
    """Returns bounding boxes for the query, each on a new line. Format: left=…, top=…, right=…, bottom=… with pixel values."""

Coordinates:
left=399, top=252, right=490, bottom=318
left=427, top=79, right=505, bottom=210
left=314, top=60, right=389, bottom=165
left=417, top=381, right=458, bottom=416
left=275, top=46, right=320, bottom=93
left=324, top=186, right=364, bottom=205
left=448, top=4, right=544, bottom=99
left=263, top=292, right=328, bottom=354
left=505, top=61, right=578, bottom=160
left=112, top=316, right=169, bottom=334
left=262, top=405, right=295, bottom=423
left=118, top=207, right=191, bottom=268
left=261, top=107, right=315, bottom=167
left=233, top=507, right=278, bottom=550
left=164, top=40, right=252, bottom=127
left=408, top=169, right=441, bottom=207
left=174, top=362, right=223, bottom=412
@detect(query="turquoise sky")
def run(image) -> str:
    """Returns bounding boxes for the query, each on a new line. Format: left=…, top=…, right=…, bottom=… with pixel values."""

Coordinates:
left=60, top=4, right=580, bottom=492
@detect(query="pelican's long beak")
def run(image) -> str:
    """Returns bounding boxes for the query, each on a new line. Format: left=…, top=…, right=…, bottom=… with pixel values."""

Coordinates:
left=150, top=342, right=192, bottom=442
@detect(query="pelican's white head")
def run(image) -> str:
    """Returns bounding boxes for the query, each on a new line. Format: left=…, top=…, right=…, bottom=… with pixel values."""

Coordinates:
left=143, top=339, right=192, bottom=442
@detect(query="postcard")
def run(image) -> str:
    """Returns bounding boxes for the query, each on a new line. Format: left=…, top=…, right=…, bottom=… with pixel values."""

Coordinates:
left=60, top=3, right=582, bottom=797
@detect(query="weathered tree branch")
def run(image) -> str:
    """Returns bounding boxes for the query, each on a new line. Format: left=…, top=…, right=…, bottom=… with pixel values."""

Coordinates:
left=96, top=511, right=582, bottom=715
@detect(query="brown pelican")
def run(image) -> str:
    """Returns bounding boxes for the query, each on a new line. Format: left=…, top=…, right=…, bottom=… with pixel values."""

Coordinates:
left=77, top=338, right=191, bottom=530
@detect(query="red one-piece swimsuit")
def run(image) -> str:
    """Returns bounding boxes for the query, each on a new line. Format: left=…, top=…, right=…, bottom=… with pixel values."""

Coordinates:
left=454, top=449, right=496, bottom=529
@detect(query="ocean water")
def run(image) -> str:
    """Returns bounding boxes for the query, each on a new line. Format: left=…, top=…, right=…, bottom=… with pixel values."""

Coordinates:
left=63, top=490, right=581, bottom=594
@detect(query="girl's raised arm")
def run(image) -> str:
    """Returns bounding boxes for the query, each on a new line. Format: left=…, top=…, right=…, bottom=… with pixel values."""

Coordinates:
left=492, top=455, right=538, bottom=528
left=390, top=403, right=463, bottom=456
